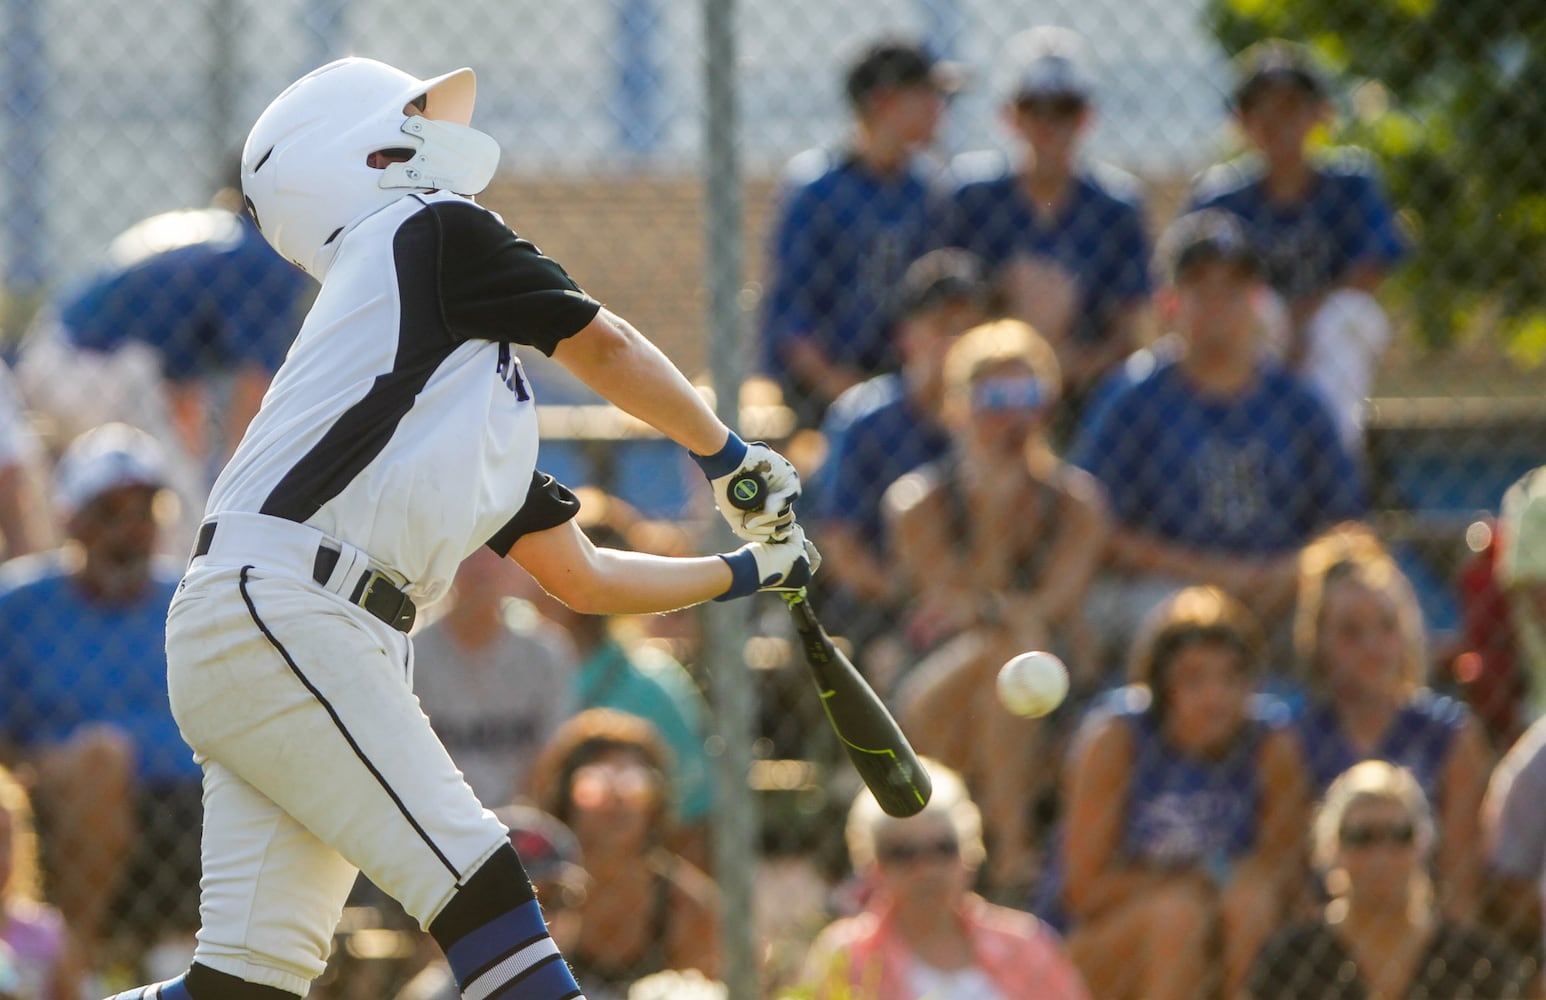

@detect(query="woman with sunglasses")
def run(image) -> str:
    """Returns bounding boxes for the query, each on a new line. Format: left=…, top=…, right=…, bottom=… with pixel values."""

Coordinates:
left=1047, top=586, right=1309, bottom=1000
left=1248, top=760, right=1528, bottom=999
left=800, top=759, right=1088, bottom=1000
left=1291, top=526, right=1491, bottom=920
left=890, top=318, right=1107, bottom=895
left=527, top=709, right=720, bottom=1000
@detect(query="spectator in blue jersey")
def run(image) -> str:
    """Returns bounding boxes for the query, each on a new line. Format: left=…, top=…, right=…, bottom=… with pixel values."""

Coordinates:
left=1291, top=525, right=1490, bottom=922
left=1189, top=40, right=1408, bottom=450
left=1072, top=209, right=1365, bottom=657
left=945, top=27, right=1152, bottom=423
left=0, top=424, right=199, bottom=973
left=1049, top=586, right=1309, bottom=1000
left=759, top=38, right=960, bottom=429
left=17, top=172, right=311, bottom=549
left=807, top=249, right=986, bottom=686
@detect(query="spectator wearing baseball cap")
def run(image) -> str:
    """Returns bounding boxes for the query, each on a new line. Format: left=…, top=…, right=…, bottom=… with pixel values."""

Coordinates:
left=1188, top=38, right=1408, bottom=452
left=1071, top=209, right=1366, bottom=661
left=943, top=26, right=1153, bottom=435
left=0, top=422, right=202, bottom=973
left=759, top=37, right=959, bottom=430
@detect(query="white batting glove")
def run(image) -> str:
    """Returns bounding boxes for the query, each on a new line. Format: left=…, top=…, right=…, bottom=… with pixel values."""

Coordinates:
left=690, top=432, right=801, bottom=542
left=715, top=524, right=821, bottom=601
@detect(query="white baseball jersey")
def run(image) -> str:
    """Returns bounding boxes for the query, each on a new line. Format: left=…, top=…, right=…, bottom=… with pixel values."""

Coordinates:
left=205, top=191, right=599, bottom=605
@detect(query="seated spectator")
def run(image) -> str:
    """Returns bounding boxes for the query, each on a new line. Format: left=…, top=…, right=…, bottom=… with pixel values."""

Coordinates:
left=799, top=759, right=1087, bottom=1000
left=1291, top=525, right=1490, bottom=920
left=1249, top=760, right=1530, bottom=999
left=759, top=38, right=959, bottom=429
left=1046, top=586, right=1308, bottom=1000
left=0, top=425, right=200, bottom=975
left=1498, top=466, right=1546, bottom=719
left=0, top=764, right=82, bottom=1000
left=1189, top=39, right=1407, bottom=450
left=946, top=26, right=1152, bottom=423
left=810, top=249, right=987, bottom=682
left=512, top=491, right=716, bottom=866
left=889, top=318, right=1107, bottom=892
left=412, top=547, right=577, bottom=804
left=1484, top=709, right=1546, bottom=975
left=528, top=709, right=719, bottom=1000
left=1072, top=209, right=1365, bottom=656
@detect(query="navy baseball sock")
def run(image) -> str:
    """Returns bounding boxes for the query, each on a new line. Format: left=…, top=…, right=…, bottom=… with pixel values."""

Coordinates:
left=101, top=963, right=302, bottom=1000
left=430, top=845, right=586, bottom=1000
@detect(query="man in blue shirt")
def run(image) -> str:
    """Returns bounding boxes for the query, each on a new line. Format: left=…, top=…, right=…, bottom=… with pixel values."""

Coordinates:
left=1188, top=40, right=1408, bottom=449
left=946, top=27, right=1152, bottom=426
left=1073, top=210, right=1365, bottom=657
left=760, top=39, right=959, bottom=429
left=0, top=424, right=200, bottom=970
left=810, top=249, right=987, bottom=683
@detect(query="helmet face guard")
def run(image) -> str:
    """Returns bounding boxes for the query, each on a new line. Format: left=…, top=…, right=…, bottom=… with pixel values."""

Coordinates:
left=241, top=58, right=501, bottom=279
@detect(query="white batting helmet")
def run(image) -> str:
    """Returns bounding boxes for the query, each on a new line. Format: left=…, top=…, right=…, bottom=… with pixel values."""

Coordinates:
left=241, top=57, right=501, bottom=279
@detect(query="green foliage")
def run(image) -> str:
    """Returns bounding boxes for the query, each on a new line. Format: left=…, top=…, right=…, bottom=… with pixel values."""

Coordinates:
left=1208, top=0, right=1546, bottom=349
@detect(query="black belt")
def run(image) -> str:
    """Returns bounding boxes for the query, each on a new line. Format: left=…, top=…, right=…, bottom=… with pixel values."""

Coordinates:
left=192, top=521, right=417, bottom=633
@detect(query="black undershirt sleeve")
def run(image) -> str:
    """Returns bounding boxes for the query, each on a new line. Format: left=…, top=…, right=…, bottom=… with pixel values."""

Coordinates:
left=430, top=200, right=602, bottom=355
left=485, top=471, right=582, bottom=556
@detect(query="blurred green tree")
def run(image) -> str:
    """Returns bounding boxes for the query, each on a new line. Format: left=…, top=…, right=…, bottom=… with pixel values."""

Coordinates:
left=1208, top=0, right=1546, bottom=358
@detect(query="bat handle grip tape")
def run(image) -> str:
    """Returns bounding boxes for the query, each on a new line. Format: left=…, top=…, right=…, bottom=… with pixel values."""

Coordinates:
left=727, top=471, right=767, bottom=512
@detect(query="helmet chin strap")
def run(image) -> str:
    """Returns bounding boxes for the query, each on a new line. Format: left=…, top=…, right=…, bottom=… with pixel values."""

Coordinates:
left=379, top=117, right=501, bottom=196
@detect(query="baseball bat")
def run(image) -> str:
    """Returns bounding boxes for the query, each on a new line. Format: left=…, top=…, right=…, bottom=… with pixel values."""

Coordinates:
left=728, top=471, right=932, bottom=817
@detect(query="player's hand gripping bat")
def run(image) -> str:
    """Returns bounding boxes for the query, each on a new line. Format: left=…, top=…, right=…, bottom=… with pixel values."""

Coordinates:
left=728, top=471, right=932, bottom=817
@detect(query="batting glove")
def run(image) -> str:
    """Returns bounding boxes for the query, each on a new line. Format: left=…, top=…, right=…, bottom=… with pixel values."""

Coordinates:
left=691, top=432, right=800, bottom=542
left=716, top=524, right=821, bottom=601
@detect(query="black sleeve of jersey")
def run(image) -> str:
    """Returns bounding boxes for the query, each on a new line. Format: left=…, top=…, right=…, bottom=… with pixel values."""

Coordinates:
left=429, top=201, right=602, bottom=356
left=485, top=471, right=583, bottom=556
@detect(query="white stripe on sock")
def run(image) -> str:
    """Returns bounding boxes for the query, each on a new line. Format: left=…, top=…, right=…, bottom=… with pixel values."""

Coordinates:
left=463, top=937, right=561, bottom=1000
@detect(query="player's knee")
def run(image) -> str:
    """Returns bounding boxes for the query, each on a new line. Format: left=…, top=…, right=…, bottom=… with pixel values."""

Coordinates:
left=428, top=843, right=537, bottom=950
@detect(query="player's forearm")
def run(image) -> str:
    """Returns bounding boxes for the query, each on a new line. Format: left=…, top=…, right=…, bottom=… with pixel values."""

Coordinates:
left=552, top=308, right=728, bottom=457
left=532, top=547, right=733, bottom=616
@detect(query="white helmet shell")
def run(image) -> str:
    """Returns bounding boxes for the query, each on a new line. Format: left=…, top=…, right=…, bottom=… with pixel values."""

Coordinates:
left=241, top=57, right=501, bottom=279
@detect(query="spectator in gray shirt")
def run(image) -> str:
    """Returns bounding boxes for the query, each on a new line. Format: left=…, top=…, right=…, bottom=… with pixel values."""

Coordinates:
left=1485, top=713, right=1546, bottom=972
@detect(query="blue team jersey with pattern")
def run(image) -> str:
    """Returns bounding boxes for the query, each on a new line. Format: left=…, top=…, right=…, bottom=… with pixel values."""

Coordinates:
left=1071, top=357, right=1366, bottom=554
left=1294, top=689, right=1468, bottom=802
left=0, top=553, right=195, bottom=784
left=944, top=153, right=1152, bottom=346
left=56, top=208, right=309, bottom=379
left=810, top=373, right=953, bottom=548
left=1187, top=148, right=1407, bottom=301
left=759, top=149, right=946, bottom=381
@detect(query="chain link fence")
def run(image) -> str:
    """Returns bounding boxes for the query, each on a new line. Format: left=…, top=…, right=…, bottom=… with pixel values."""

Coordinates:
left=0, top=0, right=1543, bottom=998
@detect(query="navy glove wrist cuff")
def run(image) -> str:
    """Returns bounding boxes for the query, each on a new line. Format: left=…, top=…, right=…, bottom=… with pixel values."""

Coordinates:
left=715, top=549, right=760, bottom=601
left=691, top=431, right=747, bottom=480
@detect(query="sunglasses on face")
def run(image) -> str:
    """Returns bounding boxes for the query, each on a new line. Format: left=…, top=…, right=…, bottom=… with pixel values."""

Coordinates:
left=875, top=835, right=959, bottom=865
left=1339, top=822, right=1416, bottom=849
left=1018, top=95, right=1085, bottom=120
left=970, top=375, right=1046, bottom=413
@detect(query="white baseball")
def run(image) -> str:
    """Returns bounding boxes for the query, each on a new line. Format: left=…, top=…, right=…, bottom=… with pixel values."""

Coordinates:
left=996, top=651, right=1069, bottom=718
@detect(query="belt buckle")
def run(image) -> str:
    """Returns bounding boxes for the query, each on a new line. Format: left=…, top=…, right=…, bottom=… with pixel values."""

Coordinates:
left=357, top=570, right=415, bottom=632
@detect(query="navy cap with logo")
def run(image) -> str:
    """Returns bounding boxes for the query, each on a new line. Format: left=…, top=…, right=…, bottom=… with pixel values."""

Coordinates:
left=846, top=39, right=964, bottom=108
left=1159, top=209, right=1262, bottom=284
left=1231, top=39, right=1329, bottom=112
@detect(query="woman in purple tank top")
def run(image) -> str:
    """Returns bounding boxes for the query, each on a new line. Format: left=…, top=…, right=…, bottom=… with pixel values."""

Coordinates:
left=0, top=766, right=82, bottom=1000
left=1292, top=526, right=1491, bottom=920
left=1059, top=587, right=1309, bottom=1000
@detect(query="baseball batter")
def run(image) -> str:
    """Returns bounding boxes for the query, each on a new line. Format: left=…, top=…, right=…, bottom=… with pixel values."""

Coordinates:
left=105, top=57, right=813, bottom=1000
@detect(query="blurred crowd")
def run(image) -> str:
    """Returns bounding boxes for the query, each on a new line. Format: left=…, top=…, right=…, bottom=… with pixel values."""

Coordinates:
left=0, top=25, right=1543, bottom=1000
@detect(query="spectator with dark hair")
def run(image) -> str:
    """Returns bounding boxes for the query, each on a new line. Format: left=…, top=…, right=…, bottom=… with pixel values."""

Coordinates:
left=809, top=248, right=987, bottom=679
left=1046, top=586, right=1309, bottom=1000
left=410, top=547, right=577, bottom=805
left=528, top=709, right=719, bottom=1000
left=0, top=763, right=82, bottom=1000
left=759, top=38, right=960, bottom=428
left=800, top=758, right=1088, bottom=1000
left=889, top=317, right=1106, bottom=894
left=1073, top=209, right=1365, bottom=656
left=1189, top=39, right=1408, bottom=450
left=945, top=26, right=1152, bottom=422
left=1250, top=760, right=1529, bottom=999
left=0, top=424, right=201, bottom=976
left=1292, top=525, right=1491, bottom=921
